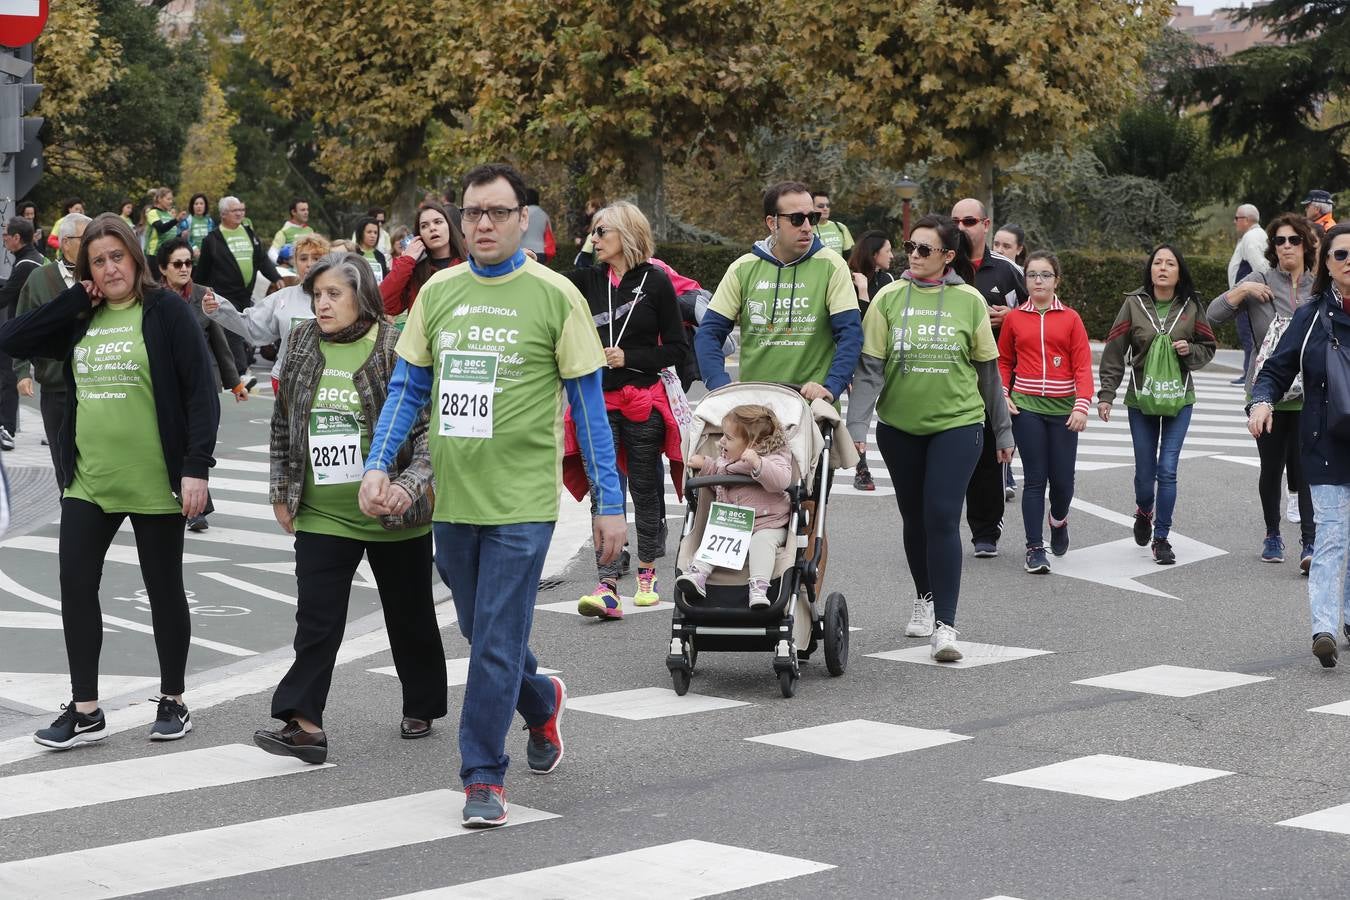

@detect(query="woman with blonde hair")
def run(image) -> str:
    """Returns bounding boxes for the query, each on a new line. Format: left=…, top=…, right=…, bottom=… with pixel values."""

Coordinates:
left=565, top=201, right=688, bottom=617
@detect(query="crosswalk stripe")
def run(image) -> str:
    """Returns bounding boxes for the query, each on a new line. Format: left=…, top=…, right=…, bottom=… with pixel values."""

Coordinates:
left=207, top=498, right=278, bottom=521
left=212, top=457, right=271, bottom=473
left=388, top=839, right=834, bottom=899
left=0, top=743, right=330, bottom=821
left=200, top=572, right=296, bottom=605
left=0, top=610, right=66, bottom=630
left=206, top=477, right=269, bottom=495
left=239, top=444, right=270, bottom=454
left=0, top=535, right=224, bottom=565
left=0, top=790, right=557, bottom=898
left=182, top=525, right=296, bottom=552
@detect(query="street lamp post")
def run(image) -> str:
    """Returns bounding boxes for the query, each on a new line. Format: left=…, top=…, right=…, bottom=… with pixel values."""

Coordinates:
left=896, top=176, right=919, bottom=241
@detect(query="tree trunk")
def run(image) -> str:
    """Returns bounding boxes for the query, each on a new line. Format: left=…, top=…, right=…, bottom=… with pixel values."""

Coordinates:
left=633, top=139, right=667, bottom=242
left=979, top=155, right=996, bottom=224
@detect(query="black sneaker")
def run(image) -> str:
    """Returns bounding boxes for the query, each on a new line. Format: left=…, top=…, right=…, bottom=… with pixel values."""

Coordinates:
left=1314, top=632, right=1338, bottom=668
left=149, top=696, right=192, bottom=741
left=973, top=541, right=998, bottom=558
left=1151, top=537, right=1175, bottom=565
left=1133, top=509, right=1153, bottom=546
left=1049, top=520, right=1069, bottom=557
left=853, top=463, right=876, bottom=491
left=34, top=704, right=107, bottom=750
left=1024, top=545, right=1050, bottom=574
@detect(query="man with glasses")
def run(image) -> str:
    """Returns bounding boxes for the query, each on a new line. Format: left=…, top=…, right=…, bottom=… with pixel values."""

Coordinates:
left=696, top=180, right=862, bottom=405
left=12, top=213, right=90, bottom=483
left=951, top=198, right=1027, bottom=558
left=1228, top=204, right=1269, bottom=385
left=812, top=190, right=854, bottom=257
left=197, top=196, right=285, bottom=380
left=269, top=198, right=313, bottom=262
left=362, top=163, right=624, bottom=828
left=0, top=217, right=44, bottom=451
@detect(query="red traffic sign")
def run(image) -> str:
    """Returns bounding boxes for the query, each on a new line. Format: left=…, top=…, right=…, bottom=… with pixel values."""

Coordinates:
left=0, top=0, right=47, bottom=49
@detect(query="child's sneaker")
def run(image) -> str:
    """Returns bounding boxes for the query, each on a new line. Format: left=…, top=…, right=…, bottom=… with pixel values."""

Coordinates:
left=577, top=582, right=623, bottom=618
left=676, top=566, right=709, bottom=600
left=634, top=567, right=661, bottom=607
left=748, top=578, right=771, bottom=609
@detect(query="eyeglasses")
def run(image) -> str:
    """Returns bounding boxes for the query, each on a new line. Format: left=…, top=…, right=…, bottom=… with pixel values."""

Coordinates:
left=1026, top=271, right=1057, bottom=281
left=952, top=216, right=983, bottom=228
left=1333, top=249, right=1350, bottom=262
left=1272, top=235, right=1303, bottom=247
left=168, top=259, right=193, bottom=269
left=592, top=226, right=610, bottom=239
left=903, top=240, right=940, bottom=258
left=460, top=206, right=521, bottom=224
left=776, top=211, right=822, bottom=228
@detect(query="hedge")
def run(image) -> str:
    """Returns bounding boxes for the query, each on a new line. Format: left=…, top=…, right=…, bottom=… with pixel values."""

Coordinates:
left=640, top=243, right=1239, bottom=348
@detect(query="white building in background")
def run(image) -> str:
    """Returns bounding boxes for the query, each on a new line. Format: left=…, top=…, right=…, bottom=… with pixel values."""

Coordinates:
left=1170, top=3, right=1282, bottom=56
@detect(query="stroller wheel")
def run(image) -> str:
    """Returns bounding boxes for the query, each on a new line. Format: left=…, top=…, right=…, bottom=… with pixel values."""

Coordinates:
left=778, top=668, right=798, bottom=698
left=824, top=593, right=849, bottom=676
left=671, top=667, right=691, bottom=696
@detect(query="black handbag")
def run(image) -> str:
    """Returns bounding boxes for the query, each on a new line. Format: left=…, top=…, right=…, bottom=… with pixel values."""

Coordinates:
left=1321, top=311, right=1350, bottom=440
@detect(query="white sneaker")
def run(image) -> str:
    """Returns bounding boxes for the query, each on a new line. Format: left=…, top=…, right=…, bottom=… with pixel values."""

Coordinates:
left=931, top=623, right=963, bottom=662
left=904, top=594, right=935, bottom=637
left=1287, top=492, right=1300, bottom=524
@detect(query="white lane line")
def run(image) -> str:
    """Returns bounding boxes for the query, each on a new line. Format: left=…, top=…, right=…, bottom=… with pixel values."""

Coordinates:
left=0, top=535, right=224, bottom=565
left=0, top=610, right=67, bottom=630
left=368, top=657, right=558, bottom=687
left=206, top=477, right=269, bottom=495
left=212, top=457, right=271, bottom=473
left=238, top=444, right=270, bottom=454
left=388, top=839, right=833, bottom=899
left=206, top=498, right=276, bottom=521
left=182, top=525, right=296, bottom=553
left=0, top=743, right=331, bottom=820
left=0, top=790, right=557, bottom=898
left=239, top=559, right=380, bottom=589
left=0, top=570, right=256, bottom=659
left=0, top=673, right=160, bottom=713
left=200, top=572, right=296, bottom=605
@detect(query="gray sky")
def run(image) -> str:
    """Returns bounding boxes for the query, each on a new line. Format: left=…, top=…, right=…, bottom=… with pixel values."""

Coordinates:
left=1177, top=1, right=1255, bottom=13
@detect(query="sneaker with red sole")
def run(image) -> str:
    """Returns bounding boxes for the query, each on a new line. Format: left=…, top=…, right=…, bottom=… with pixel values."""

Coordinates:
left=526, top=675, right=565, bottom=774
left=462, top=783, right=508, bottom=828
left=577, top=582, right=623, bottom=618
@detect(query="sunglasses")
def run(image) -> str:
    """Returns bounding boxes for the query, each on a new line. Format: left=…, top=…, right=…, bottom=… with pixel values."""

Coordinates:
left=776, top=211, right=822, bottom=227
left=1333, top=249, right=1350, bottom=263
left=903, top=240, right=942, bottom=258
left=168, top=259, right=193, bottom=269
left=952, top=216, right=983, bottom=228
left=592, top=226, right=610, bottom=239
left=1272, top=235, right=1303, bottom=247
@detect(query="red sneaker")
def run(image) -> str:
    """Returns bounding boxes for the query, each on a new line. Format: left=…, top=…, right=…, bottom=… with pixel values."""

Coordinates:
left=526, top=676, right=566, bottom=774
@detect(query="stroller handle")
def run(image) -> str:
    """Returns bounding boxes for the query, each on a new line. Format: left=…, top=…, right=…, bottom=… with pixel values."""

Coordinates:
left=684, top=474, right=762, bottom=492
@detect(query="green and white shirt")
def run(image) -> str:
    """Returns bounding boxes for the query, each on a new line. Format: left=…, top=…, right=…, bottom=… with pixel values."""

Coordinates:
left=219, top=225, right=254, bottom=287
left=814, top=220, right=854, bottom=255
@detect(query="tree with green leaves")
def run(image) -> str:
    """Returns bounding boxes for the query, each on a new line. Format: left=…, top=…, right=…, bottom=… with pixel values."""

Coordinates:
left=1169, top=0, right=1350, bottom=215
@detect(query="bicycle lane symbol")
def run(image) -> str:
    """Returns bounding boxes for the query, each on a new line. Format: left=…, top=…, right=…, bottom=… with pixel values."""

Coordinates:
left=112, top=587, right=252, bottom=618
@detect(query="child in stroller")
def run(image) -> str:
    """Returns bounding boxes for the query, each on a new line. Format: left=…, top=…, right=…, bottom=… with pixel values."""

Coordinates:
left=677, top=404, right=792, bottom=608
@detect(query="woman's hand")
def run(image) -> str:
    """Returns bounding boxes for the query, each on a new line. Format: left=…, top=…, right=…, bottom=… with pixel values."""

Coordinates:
left=1097, top=401, right=1113, bottom=423
left=995, top=446, right=1015, bottom=464
left=603, top=346, right=625, bottom=368
left=1236, top=282, right=1274, bottom=305
left=404, top=237, right=426, bottom=262
left=179, top=476, right=208, bottom=519
left=1006, top=396, right=1020, bottom=416
left=82, top=280, right=104, bottom=306
left=273, top=501, right=295, bottom=534
left=1173, top=339, right=1190, bottom=357
left=852, top=272, right=868, bottom=301
left=1248, top=403, right=1274, bottom=438
left=740, top=447, right=761, bottom=473
left=202, top=289, right=219, bottom=314
left=384, top=484, right=414, bottom=517
left=1066, top=410, right=1088, bottom=433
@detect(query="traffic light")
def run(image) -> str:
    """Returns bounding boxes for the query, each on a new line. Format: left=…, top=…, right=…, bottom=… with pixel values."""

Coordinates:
left=0, top=43, right=41, bottom=202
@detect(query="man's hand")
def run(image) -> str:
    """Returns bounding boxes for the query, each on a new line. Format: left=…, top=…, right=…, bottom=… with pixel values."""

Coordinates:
left=273, top=501, right=295, bottom=534
left=358, top=470, right=392, bottom=517
left=987, top=304, right=1010, bottom=328
left=180, top=476, right=208, bottom=519
left=995, top=446, right=1015, bottom=464
left=1097, top=401, right=1113, bottom=423
left=17, top=378, right=33, bottom=398
left=800, top=382, right=832, bottom=402
left=593, top=513, right=628, bottom=566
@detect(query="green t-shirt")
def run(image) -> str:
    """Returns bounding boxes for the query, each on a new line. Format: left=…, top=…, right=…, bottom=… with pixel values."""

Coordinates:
left=1012, top=390, right=1074, bottom=416
left=363, top=249, right=384, bottom=284
left=187, top=215, right=212, bottom=249
left=271, top=221, right=314, bottom=252
left=66, top=300, right=180, bottom=514
left=708, top=247, right=858, bottom=389
left=220, top=225, right=254, bottom=287
left=815, top=220, right=854, bottom=255
left=145, top=208, right=177, bottom=257
left=295, top=330, right=423, bottom=542
left=861, top=279, right=999, bottom=435
left=396, top=259, right=606, bottom=525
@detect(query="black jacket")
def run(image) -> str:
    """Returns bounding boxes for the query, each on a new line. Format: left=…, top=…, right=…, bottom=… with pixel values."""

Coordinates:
left=1251, top=289, right=1350, bottom=486
left=0, top=244, right=45, bottom=314
left=0, top=284, right=220, bottom=491
left=565, top=262, right=688, bottom=392
left=973, top=247, right=1027, bottom=316
left=195, top=225, right=281, bottom=311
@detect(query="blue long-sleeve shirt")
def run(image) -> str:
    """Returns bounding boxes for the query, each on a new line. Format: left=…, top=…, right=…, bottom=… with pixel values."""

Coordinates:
left=695, top=308, right=862, bottom=399
left=365, top=359, right=625, bottom=517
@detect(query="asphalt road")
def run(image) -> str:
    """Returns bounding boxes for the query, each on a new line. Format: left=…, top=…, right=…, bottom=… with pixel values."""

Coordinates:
left=2, top=352, right=1350, bottom=899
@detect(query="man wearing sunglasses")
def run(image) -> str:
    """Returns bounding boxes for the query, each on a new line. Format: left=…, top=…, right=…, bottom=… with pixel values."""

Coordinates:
left=695, top=181, right=861, bottom=405
left=951, top=198, right=1027, bottom=558
left=812, top=191, right=854, bottom=257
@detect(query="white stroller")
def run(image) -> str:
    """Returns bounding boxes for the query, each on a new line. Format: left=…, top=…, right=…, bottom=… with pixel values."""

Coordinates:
left=667, top=382, right=855, bottom=698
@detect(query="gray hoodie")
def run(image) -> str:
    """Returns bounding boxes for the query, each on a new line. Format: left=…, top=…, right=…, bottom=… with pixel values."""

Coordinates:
left=1207, top=267, right=1314, bottom=393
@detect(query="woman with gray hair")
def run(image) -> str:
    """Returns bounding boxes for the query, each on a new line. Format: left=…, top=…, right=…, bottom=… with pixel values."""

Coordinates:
left=254, top=251, right=446, bottom=763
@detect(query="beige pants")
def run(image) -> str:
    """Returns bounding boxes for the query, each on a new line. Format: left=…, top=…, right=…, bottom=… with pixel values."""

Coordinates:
left=748, top=528, right=788, bottom=584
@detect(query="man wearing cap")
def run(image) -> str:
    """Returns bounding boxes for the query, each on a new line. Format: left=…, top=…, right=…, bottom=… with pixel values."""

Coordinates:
left=1304, top=190, right=1337, bottom=231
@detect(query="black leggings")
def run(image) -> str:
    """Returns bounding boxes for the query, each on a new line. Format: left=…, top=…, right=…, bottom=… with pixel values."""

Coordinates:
left=271, top=529, right=447, bottom=728
left=876, top=421, right=984, bottom=626
left=1256, top=410, right=1314, bottom=545
left=58, top=497, right=190, bottom=703
left=590, top=407, right=667, bottom=580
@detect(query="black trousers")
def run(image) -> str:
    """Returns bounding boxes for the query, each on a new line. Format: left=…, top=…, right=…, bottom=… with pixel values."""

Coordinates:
left=964, top=419, right=1005, bottom=545
left=224, top=330, right=252, bottom=379
left=589, top=407, right=667, bottom=580
left=1256, top=410, right=1315, bottom=545
left=40, top=388, right=69, bottom=488
left=58, top=497, right=190, bottom=702
left=271, top=529, right=447, bottom=728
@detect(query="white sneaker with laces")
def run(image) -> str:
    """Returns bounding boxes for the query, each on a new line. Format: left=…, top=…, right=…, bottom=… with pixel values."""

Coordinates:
left=904, top=594, right=935, bottom=637
left=1287, top=492, right=1300, bottom=524
left=931, top=623, right=963, bottom=662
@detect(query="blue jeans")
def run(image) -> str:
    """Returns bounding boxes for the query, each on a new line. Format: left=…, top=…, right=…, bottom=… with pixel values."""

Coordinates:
left=1127, top=404, right=1193, bottom=540
left=1308, top=485, right=1350, bottom=637
left=434, top=521, right=558, bottom=787
left=1011, top=409, right=1079, bottom=547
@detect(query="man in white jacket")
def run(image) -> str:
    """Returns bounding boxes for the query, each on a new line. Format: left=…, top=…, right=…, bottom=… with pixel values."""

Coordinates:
left=1227, top=204, right=1269, bottom=385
